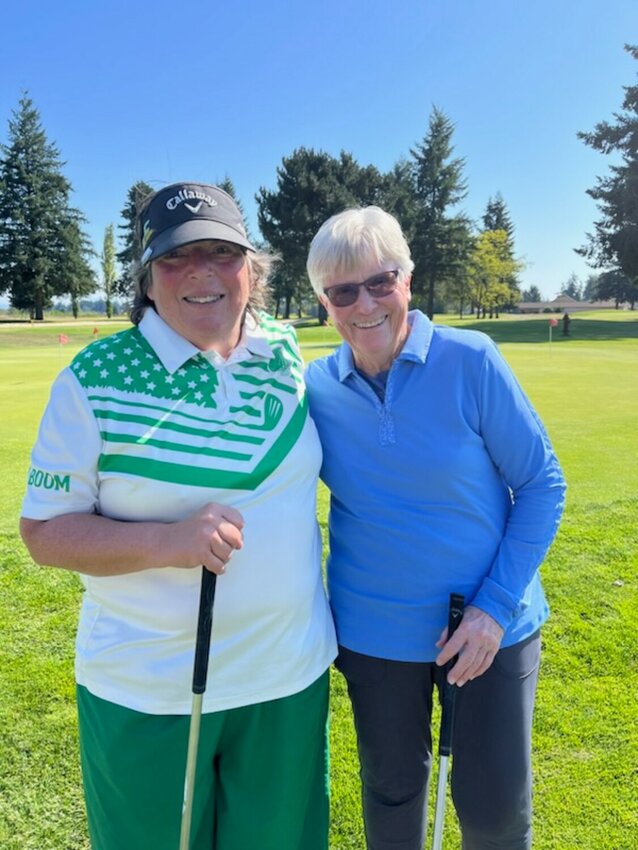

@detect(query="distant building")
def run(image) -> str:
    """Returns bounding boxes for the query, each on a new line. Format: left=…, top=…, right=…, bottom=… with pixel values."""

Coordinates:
left=515, top=294, right=620, bottom=314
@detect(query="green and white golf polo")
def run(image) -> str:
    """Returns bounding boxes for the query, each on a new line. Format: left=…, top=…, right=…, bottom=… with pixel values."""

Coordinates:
left=72, top=313, right=306, bottom=490
left=22, top=309, right=336, bottom=714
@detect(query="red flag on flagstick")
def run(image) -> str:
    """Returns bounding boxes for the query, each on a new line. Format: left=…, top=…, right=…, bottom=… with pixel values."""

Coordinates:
left=58, top=334, right=69, bottom=344
left=92, top=327, right=99, bottom=337
left=548, top=318, right=558, bottom=327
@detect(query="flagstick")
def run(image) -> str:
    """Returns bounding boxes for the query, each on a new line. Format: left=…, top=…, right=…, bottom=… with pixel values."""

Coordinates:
left=57, top=334, right=70, bottom=368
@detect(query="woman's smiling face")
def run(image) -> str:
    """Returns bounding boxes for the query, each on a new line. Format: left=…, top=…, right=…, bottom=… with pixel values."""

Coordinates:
left=320, top=259, right=412, bottom=376
left=148, top=240, right=252, bottom=355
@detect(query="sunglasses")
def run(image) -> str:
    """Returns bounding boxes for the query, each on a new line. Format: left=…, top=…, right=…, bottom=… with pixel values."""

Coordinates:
left=322, top=270, right=400, bottom=307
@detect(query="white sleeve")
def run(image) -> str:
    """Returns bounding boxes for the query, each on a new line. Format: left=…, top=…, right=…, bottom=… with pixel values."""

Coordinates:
left=21, top=367, right=102, bottom=520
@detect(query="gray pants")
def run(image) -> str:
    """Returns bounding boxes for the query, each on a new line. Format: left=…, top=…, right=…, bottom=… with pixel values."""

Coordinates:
left=335, top=631, right=541, bottom=850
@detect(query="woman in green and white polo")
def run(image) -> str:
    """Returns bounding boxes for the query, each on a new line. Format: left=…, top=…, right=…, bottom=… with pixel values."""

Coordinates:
left=20, top=182, right=336, bottom=850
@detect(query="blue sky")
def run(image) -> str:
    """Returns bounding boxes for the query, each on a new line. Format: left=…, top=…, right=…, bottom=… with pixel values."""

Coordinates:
left=1, top=0, right=635, bottom=299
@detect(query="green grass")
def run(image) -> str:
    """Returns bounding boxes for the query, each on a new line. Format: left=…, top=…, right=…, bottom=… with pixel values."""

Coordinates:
left=1, top=312, right=637, bottom=849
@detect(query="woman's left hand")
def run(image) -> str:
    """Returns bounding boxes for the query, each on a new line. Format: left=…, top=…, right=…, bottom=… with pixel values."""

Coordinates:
left=435, top=605, right=504, bottom=687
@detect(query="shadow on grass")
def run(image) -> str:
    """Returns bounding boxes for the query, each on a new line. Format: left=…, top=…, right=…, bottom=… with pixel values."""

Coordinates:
left=457, top=318, right=638, bottom=344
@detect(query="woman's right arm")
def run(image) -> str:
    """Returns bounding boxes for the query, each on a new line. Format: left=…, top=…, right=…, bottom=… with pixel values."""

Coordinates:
left=20, top=502, right=244, bottom=577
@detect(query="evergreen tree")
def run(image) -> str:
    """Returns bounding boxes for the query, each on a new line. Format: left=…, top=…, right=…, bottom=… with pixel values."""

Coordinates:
left=593, top=269, right=637, bottom=308
left=62, top=212, right=95, bottom=318
left=0, top=94, right=94, bottom=319
left=582, top=274, right=600, bottom=301
left=577, top=44, right=638, bottom=307
left=482, top=192, right=514, bottom=237
left=256, top=148, right=385, bottom=318
left=409, top=107, right=472, bottom=318
left=378, top=158, right=418, bottom=244
left=441, top=225, right=475, bottom=318
left=216, top=175, right=256, bottom=247
left=101, top=224, right=117, bottom=318
left=217, top=175, right=240, bottom=204
left=561, top=272, right=582, bottom=300
left=521, top=285, right=542, bottom=302
left=481, top=193, right=521, bottom=304
left=116, top=179, right=153, bottom=298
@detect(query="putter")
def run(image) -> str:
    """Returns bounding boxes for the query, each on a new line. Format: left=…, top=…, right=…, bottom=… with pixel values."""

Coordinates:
left=179, top=567, right=217, bottom=850
left=430, top=592, right=465, bottom=850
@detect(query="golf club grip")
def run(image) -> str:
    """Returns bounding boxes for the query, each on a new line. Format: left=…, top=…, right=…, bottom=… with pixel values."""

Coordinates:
left=192, top=567, right=217, bottom=695
left=439, top=593, right=465, bottom=757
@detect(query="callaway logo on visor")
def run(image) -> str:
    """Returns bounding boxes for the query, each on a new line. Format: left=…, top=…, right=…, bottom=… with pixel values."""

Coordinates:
left=165, top=188, right=219, bottom=213
left=138, top=181, right=255, bottom=265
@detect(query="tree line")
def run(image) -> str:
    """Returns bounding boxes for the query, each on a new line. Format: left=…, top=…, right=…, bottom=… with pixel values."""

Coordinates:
left=1, top=45, right=637, bottom=320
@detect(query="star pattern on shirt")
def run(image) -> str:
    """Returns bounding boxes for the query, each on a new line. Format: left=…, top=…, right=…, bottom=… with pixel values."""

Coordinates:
left=68, top=316, right=309, bottom=474
left=71, top=328, right=222, bottom=406
left=70, top=319, right=303, bottom=415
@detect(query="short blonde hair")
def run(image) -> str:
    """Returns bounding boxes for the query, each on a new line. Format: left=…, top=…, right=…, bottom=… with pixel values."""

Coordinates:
left=307, top=206, right=414, bottom=295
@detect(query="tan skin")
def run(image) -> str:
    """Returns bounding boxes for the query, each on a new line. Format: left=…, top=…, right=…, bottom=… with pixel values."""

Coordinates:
left=320, top=261, right=504, bottom=685
left=318, top=260, right=412, bottom=377
left=20, top=240, right=252, bottom=578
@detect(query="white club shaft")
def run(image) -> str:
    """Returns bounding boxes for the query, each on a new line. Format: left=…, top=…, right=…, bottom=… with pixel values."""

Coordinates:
left=179, top=693, right=204, bottom=850
left=431, top=754, right=450, bottom=850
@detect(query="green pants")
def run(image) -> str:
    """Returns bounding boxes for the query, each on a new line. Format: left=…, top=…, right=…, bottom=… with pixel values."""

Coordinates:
left=77, top=673, right=329, bottom=850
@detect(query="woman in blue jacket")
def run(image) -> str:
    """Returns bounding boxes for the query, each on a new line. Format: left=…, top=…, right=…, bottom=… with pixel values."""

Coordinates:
left=305, top=206, right=566, bottom=850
